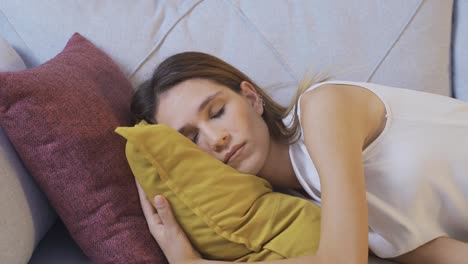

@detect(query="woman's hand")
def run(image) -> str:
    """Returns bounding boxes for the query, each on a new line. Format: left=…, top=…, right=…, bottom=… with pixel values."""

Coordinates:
left=136, top=181, right=202, bottom=264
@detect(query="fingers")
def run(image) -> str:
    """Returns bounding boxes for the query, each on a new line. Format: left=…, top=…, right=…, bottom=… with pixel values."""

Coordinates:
left=136, top=181, right=155, bottom=216
left=136, top=180, right=196, bottom=262
left=135, top=180, right=162, bottom=227
left=135, top=180, right=180, bottom=235
left=153, top=195, right=178, bottom=229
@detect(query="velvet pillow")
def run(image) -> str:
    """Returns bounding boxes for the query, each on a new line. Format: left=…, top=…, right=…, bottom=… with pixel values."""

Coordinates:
left=0, top=33, right=167, bottom=263
left=115, top=121, right=321, bottom=261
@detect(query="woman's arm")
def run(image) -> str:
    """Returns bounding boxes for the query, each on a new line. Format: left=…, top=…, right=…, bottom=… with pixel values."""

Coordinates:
left=297, top=84, right=373, bottom=264
left=391, top=236, right=468, bottom=264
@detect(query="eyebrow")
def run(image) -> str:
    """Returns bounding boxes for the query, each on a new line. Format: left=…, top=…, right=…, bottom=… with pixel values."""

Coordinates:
left=177, top=91, right=222, bottom=134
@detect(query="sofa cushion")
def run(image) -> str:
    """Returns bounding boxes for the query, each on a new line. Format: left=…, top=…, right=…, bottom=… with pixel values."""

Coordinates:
left=131, top=0, right=452, bottom=104
left=0, top=36, right=26, bottom=72
left=0, top=35, right=57, bottom=264
left=0, top=0, right=200, bottom=77
left=0, top=33, right=166, bottom=263
left=115, top=121, right=321, bottom=261
left=0, top=0, right=453, bottom=102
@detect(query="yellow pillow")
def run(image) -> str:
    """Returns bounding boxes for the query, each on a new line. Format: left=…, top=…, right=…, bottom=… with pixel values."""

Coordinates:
left=115, top=121, right=321, bottom=261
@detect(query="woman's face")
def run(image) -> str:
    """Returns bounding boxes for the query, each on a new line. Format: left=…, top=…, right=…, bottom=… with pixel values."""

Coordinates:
left=155, top=78, right=270, bottom=175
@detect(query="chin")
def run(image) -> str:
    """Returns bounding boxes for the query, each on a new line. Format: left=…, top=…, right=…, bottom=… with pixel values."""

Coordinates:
left=230, top=145, right=265, bottom=175
left=236, top=159, right=262, bottom=176
left=236, top=166, right=252, bottom=175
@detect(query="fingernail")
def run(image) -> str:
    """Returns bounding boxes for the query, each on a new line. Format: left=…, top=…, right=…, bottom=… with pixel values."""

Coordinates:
left=154, top=195, right=164, bottom=208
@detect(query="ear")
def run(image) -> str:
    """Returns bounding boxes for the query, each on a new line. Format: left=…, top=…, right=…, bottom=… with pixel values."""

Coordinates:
left=240, top=81, right=264, bottom=115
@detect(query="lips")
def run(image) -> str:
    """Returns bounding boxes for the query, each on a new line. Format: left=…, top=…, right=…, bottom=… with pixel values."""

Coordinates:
left=224, top=143, right=245, bottom=164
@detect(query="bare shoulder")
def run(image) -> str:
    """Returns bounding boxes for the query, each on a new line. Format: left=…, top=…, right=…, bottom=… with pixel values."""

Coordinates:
left=299, top=83, right=386, bottom=150
left=298, top=83, right=369, bottom=160
left=299, top=83, right=383, bottom=114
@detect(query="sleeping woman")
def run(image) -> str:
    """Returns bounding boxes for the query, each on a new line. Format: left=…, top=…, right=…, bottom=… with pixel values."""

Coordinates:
left=130, top=51, right=468, bottom=264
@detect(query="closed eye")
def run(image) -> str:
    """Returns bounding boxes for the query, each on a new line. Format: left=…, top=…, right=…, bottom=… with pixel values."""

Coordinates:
left=212, top=106, right=225, bottom=118
left=192, top=133, right=199, bottom=144
left=191, top=106, right=225, bottom=144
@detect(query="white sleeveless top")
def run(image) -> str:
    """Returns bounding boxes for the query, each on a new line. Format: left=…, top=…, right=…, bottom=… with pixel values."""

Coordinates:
left=285, top=80, right=468, bottom=258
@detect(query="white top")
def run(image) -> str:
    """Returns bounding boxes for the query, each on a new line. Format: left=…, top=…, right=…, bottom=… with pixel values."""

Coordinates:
left=285, top=80, right=468, bottom=258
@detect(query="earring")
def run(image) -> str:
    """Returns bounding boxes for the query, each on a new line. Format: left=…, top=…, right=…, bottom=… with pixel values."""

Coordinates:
left=259, top=95, right=266, bottom=106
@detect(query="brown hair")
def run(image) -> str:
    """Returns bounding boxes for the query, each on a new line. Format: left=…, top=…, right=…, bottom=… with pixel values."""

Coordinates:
left=131, top=52, right=327, bottom=144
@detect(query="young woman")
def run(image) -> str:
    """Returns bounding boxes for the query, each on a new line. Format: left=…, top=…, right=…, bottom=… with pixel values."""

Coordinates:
left=131, top=52, right=468, bottom=264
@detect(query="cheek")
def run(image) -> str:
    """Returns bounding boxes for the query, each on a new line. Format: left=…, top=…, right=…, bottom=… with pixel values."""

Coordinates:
left=232, top=103, right=268, bottom=142
left=233, top=103, right=258, bottom=126
left=242, top=113, right=271, bottom=174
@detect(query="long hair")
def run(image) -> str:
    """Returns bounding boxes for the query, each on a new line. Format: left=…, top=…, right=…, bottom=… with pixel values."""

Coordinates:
left=130, top=52, right=328, bottom=144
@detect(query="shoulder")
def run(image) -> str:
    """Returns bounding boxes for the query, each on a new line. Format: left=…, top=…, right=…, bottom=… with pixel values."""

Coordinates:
left=299, top=83, right=375, bottom=108
left=298, top=83, right=383, bottom=150
left=299, top=83, right=371, bottom=125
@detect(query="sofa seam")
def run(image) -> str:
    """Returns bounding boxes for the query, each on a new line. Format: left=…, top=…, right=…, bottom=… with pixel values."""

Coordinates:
left=223, top=0, right=299, bottom=84
left=365, top=0, right=424, bottom=82
left=128, top=0, right=204, bottom=80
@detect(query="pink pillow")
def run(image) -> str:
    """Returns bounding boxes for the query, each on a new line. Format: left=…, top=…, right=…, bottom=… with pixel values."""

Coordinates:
left=0, top=33, right=167, bottom=263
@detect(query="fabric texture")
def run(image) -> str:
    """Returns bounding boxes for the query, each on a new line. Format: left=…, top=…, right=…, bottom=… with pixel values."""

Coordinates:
left=0, top=0, right=452, bottom=101
left=0, top=34, right=56, bottom=264
left=0, top=33, right=167, bottom=264
left=115, top=121, right=321, bottom=261
left=130, top=0, right=452, bottom=104
left=0, top=0, right=200, bottom=74
left=287, top=80, right=468, bottom=258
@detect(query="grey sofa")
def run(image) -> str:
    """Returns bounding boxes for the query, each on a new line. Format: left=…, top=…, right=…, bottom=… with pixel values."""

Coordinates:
left=0, top=0, right=466, bottom=263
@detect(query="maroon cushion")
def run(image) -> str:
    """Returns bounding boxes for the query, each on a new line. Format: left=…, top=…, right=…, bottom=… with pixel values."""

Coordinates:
left=0, top=33, right=167, bottom=264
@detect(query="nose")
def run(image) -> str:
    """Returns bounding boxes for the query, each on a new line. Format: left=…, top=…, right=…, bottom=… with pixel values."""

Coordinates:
left=206, top=127, right=230, bottom=152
